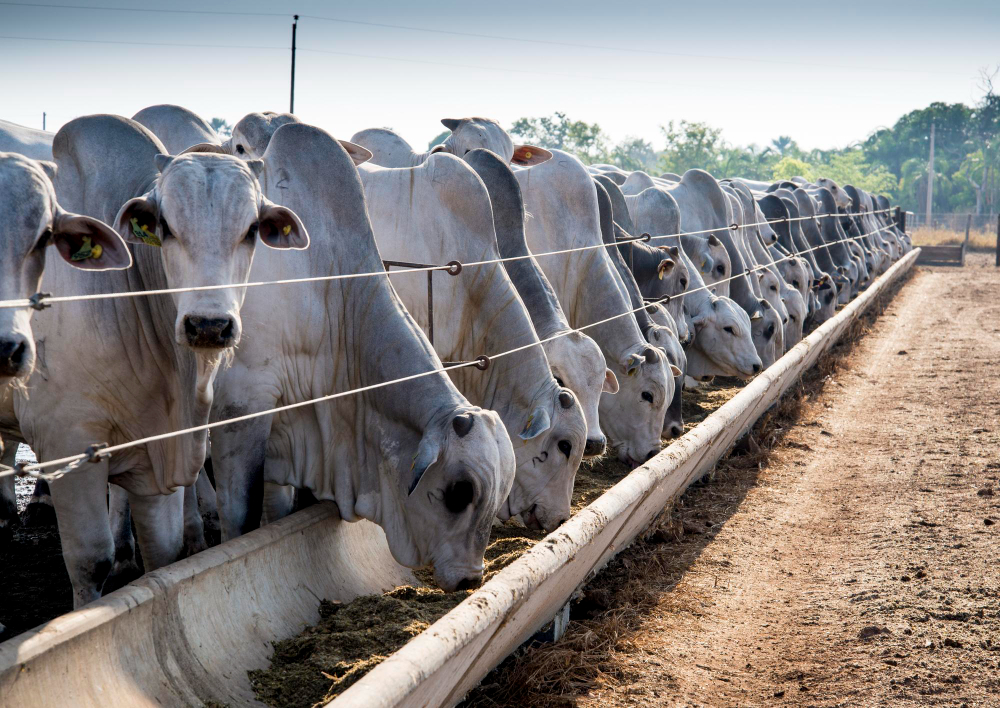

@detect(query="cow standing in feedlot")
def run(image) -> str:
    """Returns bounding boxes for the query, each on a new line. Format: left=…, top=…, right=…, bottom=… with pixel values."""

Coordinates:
left=0, top=152, right=132, bottom=553
left=207, top=122, right=516, bottom=591
left=357, top=151, right=586, bottom=533
left=0, top=114, right=310, bottom=608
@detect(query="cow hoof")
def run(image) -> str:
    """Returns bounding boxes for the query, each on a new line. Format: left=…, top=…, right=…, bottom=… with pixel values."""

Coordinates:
left=21, top=501, right=57, bottom=528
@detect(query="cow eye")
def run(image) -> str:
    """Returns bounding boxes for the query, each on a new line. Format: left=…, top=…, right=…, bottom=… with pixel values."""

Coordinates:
left=34, top=228, right=52, bottom=252
left=557, top=440, right=572, bottom=458
left=716, top=264, right=725, bottom=275
left=770, top=285, right=777, bottom=292
left=236, top=144, right=245, bottom=155
left=723, top=326, right=735, bottom=335
left=245, top=222, right=259, bottom=242
left=159, top=218, right=172, bottom=239
left=641, top=391, right=654, bottom=403
left=443, top=479, right=474, bottom=514
left=765, top=324, right=775, bottom=339
left=792, top=280, right=800, bottom=288
left=554, top=375, right=565, bottom=387
left=679, top=278, right=688, bottom=289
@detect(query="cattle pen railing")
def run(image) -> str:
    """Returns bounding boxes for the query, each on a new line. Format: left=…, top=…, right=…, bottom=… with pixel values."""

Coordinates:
left=0, top=210, right=899, bottom=484
left=0, top=248, right=919, bottom=708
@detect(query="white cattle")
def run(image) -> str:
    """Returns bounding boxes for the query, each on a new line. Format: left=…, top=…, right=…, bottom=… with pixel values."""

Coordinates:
left=0, top=119, right=54, bottom=161
left=515, top=150, right=671, bottom=467
left=464, top=148, right=613, bottom=459
left=2, top=114, right=308, bottom=607
left=358, top=154, right=586, bottom=532
left=206, top=124, right=515, bottom=590
left=0, top=152, right=131, bottom=543
left=352, top=117, right=550, bottom=169
left=132, top=104, right=220, bottom=155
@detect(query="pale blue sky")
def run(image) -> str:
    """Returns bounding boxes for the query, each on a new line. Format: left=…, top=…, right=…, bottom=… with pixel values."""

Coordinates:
left=1, top=0, right=997, bottom=152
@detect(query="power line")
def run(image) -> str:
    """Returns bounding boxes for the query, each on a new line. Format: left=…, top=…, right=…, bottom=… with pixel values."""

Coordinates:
left=0, top=1, right=968, bottom=77
left=0, top=34, right=285, bottom=50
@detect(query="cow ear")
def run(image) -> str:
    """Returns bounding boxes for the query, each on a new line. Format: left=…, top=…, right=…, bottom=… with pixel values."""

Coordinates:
left=51, top=210, right=133, bottom=271
left=518, top=406, right=551, bottom=441
left=258, top=199, right=309, bottom=250
left=511, top=144, right=552, bottom=166
left=115, top=195, right=161, bottom=247
left=603, top=368, right=619, bottom=394
left=657, top=258, right=674, bottom=280
left=408, top=432, right=442, bottom=495
left=37, top=160, right=58, bottom=182
left=622, top=353, right=644, bottom=377
left=154, top=154, right=174, bottom=173
left=339, top=140, right=372, bottom=166
left=669, top=363, right=683, bottom=378
left=441, top=118, right=461, bottom=131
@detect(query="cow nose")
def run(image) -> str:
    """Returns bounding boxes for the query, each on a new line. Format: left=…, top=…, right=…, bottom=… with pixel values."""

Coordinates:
left=644, top=448, right=659, bottom=462
left=752, top=363, right=762, bottom=374
left=0, top=336, right=28, bottom=377
left=183, top=315, right=236, bottom=349
left=583, top=436, right=607, bottom=458
left=669, top=424, right=683, bottom=439
left=455, top=575, right=482, bottom=591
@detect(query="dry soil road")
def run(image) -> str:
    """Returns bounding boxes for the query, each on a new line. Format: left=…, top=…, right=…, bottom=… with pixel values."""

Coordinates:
left=471, top=254, right=1000, bottom=707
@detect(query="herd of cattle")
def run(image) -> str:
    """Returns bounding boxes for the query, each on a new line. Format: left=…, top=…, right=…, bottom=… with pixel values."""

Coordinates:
left=0, top=109, right=910, bottom=622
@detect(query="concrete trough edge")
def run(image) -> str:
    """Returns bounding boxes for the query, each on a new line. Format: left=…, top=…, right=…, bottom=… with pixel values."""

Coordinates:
left=329, top=248, right=919, bottom=708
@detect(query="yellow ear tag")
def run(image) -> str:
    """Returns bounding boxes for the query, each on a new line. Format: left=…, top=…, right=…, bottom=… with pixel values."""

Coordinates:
left=282, top=224, right=291, bottom=236
left=70, top=235, right=95, bottom=261
left=130, top=218, right=162, bottom=247
left=92, top=244, right=102, bottom=258
left=524, top=151, right=532, bottom=159
left=658, top=268, right=664, bottom=280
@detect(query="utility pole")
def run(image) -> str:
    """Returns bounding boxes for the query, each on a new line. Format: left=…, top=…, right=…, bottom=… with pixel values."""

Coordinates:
left=42, top=112, right=46, bottom=131
left=925, top=122, right=935, bottom=226
left=290, top=15, right=298, bottom=114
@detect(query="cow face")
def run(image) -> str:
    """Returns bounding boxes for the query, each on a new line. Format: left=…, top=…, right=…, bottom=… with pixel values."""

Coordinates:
left=643, top=324, right=685, bottom=439
left=751, top=299, right=782, bottom=368
left=0, top=154, right=131, bottom=384
left=543, top=329, right=615, bottom=457
left=781, top=286, right=807, bottom=348
left=687, top=296, right=762, bottom=380
left=498, top=386, right=587, bottom=533
left=116, top=153, right=307, bottom=353
left=400, top=407, right=515, bottom=592
left=598, top=344, right=671, bottom=468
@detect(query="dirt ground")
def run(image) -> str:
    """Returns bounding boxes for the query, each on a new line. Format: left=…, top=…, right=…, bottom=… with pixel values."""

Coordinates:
left=469, top=253, right=1000, bottom=707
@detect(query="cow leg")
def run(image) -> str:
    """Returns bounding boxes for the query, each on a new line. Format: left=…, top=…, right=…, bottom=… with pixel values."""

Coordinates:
left=181, top=477, right=207, bottom=557
left=22, top=478, right=56, bottom=527
left=0, top=444, right=18, bottom=545
left=195, top=467, right=220, bottom=546
left=127, top=488, right=185, bottom=572
left=213, top=416, right=271, bottom=542
left=108, top=483, right=138, bottom=578
left=48, top=459, right=114, bottom=608
left=262, top=482, right=295, bottom=525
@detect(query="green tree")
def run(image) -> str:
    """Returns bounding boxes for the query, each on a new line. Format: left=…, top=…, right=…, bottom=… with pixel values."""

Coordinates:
left=210, top=117, right=232, bottom=138
left=509, top=112, right=608, bottom=162
left=772, top=157, right=814, bottom=182
left=428, top=130, right=449, bottom=149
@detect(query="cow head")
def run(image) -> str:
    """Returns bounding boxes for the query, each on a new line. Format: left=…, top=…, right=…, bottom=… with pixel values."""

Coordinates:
left=687, top=296, right=762, bottom=380
left=432, top=117, right=551, bottom=166
left=115, top=152, right=307, bottom=353
left=598, top=343, right=671, bottom=468
left=390, top=406, right=515, bottom=592
left=0, top=153, right=130, bottom=384
left=543, top=329, right=616, bottom=458
left=495, top=385, right=587, bottom=533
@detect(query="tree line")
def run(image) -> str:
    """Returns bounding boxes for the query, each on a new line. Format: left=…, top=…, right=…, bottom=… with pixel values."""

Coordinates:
left=465, top=71, right=999, bottom=216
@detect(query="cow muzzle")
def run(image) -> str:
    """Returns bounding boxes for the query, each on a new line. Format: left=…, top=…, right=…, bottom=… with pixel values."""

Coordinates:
left=0, top=334, right=31, bottom=379
left=583, top=435, right=607, bottom=458
left=181, top=314, right=239, bottom=350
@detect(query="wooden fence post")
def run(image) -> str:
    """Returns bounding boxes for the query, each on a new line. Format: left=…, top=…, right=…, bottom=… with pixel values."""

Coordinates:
left=962, top=214, right=971, bottom=266
left=995, top=214, right=1000, bottom=267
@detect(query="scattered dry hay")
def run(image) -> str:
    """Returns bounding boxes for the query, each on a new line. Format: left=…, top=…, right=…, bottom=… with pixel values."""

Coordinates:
left=250, top=272, right=911, bottom=708
left=460, top=274, right=911, bottom=708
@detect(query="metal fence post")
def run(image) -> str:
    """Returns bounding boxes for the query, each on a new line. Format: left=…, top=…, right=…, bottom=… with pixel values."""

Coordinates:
left=995, top=214, right=1000, bottom=267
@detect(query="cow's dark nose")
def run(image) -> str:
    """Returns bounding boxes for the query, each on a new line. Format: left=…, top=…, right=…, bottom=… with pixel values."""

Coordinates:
left=669, top=424, right=683, bottom=439
left=752, top=363, right=762, bottom=374
left=583, top=436, right=606, bottom=458
left=0, top=336, right=28, bottom=377
left=644, top=448, right=659, bottom=462
left=455, top=575, right=482, bottom=591
left=183, top=315, right=236, bottom=349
